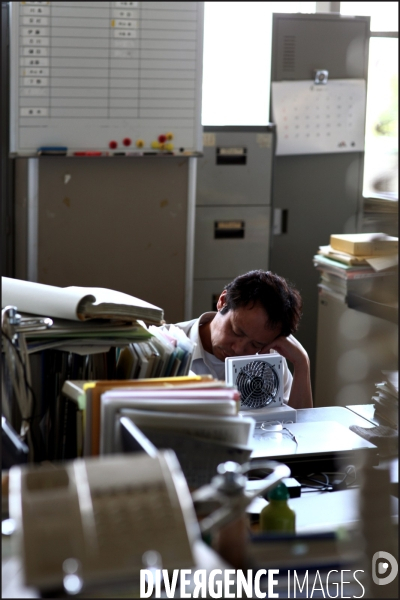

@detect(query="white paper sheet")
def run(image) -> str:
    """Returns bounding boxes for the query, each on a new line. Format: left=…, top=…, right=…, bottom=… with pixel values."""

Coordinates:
left=272, top=79, right=366, bottom=155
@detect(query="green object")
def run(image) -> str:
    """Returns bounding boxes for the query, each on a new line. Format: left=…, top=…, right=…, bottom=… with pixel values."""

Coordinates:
left=259, top=483, right=296, bottom=533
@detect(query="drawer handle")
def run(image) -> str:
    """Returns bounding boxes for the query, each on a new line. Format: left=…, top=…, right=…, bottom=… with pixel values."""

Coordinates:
left=214, top=220, right=245, bottom=239
left=216, top=147, right=247, bottom=165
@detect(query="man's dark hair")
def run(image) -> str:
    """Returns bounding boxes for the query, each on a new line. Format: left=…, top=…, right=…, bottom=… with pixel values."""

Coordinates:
left=220, top=270, right=302, bottom=336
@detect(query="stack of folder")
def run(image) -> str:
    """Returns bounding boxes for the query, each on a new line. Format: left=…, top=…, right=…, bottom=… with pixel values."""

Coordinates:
left=62, top=376, right=254, bottom=488
left=1, top=278, right=196, bottom=462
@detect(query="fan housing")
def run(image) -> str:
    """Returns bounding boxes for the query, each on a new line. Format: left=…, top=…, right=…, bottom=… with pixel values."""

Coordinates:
left=225, top=353, right=283, bottom=409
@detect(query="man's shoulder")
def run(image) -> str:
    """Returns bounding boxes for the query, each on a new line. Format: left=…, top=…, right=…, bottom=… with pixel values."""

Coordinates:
left=163, top=312, right=216, bottom=335
left=161, top=317, right=199, bottom=335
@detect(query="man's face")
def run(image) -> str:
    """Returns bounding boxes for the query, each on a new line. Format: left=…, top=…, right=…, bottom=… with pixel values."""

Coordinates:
left=208, top=292, right=282, bottom=361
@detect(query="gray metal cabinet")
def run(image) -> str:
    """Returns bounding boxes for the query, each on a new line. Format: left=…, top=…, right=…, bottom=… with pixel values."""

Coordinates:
left=269, top=13, right=370, bottom=390
left=193, top=126, right=275, bottom=316
left=15, top=156, right=194, bottom=324
left=315, top=291, right=398, bottom=407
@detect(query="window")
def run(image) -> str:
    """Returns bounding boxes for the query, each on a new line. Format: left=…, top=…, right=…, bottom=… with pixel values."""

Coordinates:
left=341, top=2, right=398, bottom=198
left=201, top=2, right=316, bottom=125
left=202, top=2, right=398, bottom=200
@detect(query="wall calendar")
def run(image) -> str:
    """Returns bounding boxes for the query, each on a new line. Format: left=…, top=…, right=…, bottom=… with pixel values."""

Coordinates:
left=272, top=79, right=366, bottom=156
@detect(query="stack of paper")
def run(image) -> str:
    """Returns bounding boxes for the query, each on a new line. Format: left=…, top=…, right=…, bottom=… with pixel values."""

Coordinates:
left=62, top=377, right=253, bottom=489
left=372, top=370, right=398, bottom=428
left=19, top=316, right=152, bottom=355
left=62, top=376, right=224, bottom=457
left=330, top=233, right=398, bottom=257
left=313, top=235, right=398, bottom=307
left=318, top=244, right=398, bottom=272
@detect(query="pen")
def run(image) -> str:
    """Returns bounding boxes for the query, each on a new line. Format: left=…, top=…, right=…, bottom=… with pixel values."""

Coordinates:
left=73, top=151, right=103, bottom=156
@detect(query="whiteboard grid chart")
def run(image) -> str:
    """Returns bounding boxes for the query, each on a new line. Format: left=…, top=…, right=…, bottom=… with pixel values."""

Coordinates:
left=11, top=1, right=204, bottom=154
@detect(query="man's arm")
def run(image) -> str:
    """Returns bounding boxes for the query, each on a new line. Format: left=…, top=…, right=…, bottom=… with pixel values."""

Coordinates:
left=263, top=334, right=313, bottom=409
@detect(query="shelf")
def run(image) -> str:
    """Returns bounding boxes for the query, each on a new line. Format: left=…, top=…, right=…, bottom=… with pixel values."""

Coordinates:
left=346, top=292, right=398, bottom=324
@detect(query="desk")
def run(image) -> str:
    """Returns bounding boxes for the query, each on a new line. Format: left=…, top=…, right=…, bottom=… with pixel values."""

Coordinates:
left=1, top=405, right=396, bottom=598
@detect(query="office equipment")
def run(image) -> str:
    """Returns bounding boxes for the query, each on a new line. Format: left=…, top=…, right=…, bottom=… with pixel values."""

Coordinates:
left=226, top=353, right=283, bottom=408
left=225, top=353, right=297, bottom=423
left=250, top=421, right=379, bottom=476
left=193, top=126, right=274, bottom=316
left=9, top=2, right=204, bottom=155
left=2, top=277, right=164, bottom=325
left=269, top=12, right=370, bottom=391
left=8, top=452, right=199, bottom=592
left=330, top=232, right=398, bottom=256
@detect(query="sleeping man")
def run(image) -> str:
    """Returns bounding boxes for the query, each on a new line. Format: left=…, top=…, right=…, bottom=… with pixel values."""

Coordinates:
left=167, top=270, right=313, bottom=409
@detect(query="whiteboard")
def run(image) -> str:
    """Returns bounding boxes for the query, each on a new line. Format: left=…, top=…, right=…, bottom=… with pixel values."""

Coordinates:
left=10, top=1, right=204, bottom=155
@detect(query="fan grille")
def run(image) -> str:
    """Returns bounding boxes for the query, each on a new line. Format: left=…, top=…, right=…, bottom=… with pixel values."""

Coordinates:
left=236, top=360, right=279, bottom=409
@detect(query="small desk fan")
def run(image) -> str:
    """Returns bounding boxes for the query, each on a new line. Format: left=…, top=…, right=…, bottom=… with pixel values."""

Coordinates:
left=225, top=353, right=297, bottom=423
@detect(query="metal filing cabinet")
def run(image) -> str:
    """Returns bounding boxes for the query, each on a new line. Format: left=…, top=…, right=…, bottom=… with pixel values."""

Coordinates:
left=269, top=12, right=370, bottom=391
left=193, top=126, right=275, bottom=316
left=315, top=291, right=398, bottom=407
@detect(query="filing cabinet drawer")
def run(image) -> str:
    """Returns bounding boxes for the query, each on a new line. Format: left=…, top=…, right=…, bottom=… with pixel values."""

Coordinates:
left=194, top=205, right=271, bottom=279
left=196, top=128, right=274, bottom=206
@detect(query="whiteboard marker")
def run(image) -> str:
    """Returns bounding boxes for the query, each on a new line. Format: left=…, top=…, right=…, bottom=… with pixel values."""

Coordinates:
left=73, top=151, right=103, bottom=156
left=37, top=146, right=67, bottom=155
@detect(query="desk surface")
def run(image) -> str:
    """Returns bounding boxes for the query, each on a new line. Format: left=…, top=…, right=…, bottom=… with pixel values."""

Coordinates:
left=296, top=405, right=376, bottom=428
left=247, top=488, right=398, bottom=534
left=345, top=403, right=381, bottom=426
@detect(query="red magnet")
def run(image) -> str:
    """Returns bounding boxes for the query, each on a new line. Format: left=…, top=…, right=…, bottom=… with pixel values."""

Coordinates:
left=122, top=137, right=132, bottom=147
left=109, top=140, right=118, bottom=149
left=158, top=134, right=167, bottom=144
